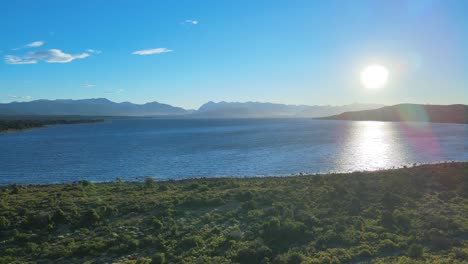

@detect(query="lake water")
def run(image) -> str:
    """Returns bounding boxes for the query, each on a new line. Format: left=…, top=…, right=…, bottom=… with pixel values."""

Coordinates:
left=0, top=118, right=466, bottom=184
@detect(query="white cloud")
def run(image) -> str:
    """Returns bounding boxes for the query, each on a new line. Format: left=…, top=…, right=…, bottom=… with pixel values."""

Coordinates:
left=82, top=82, right=96, bottom=88
left=26, top=41, right=45, bottom=47
left=5, top=49, right=90, bottom=64
left=5, top=55, right=36, bottom=64
left=87, top=49, right=102, bottom=54
left=8, top=95, right=32, bottom=100
left=185, top=19, right=199, bottom=25
left=132, top=48, right=173, bottom=55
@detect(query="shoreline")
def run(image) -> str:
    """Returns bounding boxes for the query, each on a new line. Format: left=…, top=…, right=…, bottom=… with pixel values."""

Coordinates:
left=1, top=161, right=466, bottom=187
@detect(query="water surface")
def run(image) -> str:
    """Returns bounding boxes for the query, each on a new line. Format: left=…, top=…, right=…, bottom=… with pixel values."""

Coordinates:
left=0, top=118, right=466, bottom=184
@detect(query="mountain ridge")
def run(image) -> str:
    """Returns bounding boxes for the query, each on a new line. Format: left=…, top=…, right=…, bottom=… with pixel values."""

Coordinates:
left=5, top=99, right=464, bottom=121
left=0, top=98, right=187, bottom=116
left=195, top=101, right=385, bottom=118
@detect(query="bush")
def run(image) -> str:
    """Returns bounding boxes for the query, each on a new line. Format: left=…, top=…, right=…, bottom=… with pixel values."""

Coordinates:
left=263, top=218, right=308, bottom=245
left=287, top=252, right=304, bottom=264
left=430, top=234, right=452, bottom=250
left=380, top=239, right=398, bottom=252
left=237, top=245, right=272, bottom=264
left=152, top=253, right=165, bottom=264
left=180, top=236, right=204, bottom=249
left=0, top=216, right=10, bottom=230
left=408, top=244, right=423, bottom=258
left=145, top=178, right=157, bottom=189
left=81, top=209, right=100, bottom=226
left=136, top=257, right=152, bottom=264
left=151, top=217, right=163, bottom=230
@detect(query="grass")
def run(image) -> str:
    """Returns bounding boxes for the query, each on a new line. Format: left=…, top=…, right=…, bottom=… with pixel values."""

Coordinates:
left=0, top=162, right=467, bottom=263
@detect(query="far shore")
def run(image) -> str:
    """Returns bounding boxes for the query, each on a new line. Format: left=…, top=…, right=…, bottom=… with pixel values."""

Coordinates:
left=0, top=118, right=104, bottom=134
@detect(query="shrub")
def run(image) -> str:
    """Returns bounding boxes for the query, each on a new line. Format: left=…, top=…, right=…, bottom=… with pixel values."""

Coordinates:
left=152, top=253, right=166, bottom=264
left=151, top=217, right=164, bottom=230
left=136, top=257, right=152, bottom=264
left=145, top=178, right=157, bottom=189
left=262, top=218, right=308, bottom=246
left=380, top=239, right=397, bottom=250
left=408, top=244, right=423, bottom=258
left=79, top=180, right=93, bottom=187
left=287, top=252, right=305, bottom=264
left=52, top=208, right=68, bottom=223
left=81, top=209, right=100, bottom=226
left=237, top=245, right=271, bottom=264
left=430, top=234, right=452, bottom=250
left=0, top=216, right=10, bottom=230
left=180, top=236, right=204, bottom=249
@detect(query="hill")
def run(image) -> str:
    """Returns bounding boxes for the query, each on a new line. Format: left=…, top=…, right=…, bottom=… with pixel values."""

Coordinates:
left=321, top=104, right=468, bottom=124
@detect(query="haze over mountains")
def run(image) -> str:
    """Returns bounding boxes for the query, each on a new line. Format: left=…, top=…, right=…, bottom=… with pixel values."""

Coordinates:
left=195, top=101, right=384, bottom=118
left=0, top=98, right=385, bottom=118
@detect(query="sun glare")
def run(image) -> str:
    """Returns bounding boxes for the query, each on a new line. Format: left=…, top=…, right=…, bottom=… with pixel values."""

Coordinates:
left=361, top=64, right=389, bottom=89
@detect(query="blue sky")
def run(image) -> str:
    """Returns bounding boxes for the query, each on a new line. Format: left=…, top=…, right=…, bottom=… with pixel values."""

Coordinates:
left=1, top=0, right=467, bottom=109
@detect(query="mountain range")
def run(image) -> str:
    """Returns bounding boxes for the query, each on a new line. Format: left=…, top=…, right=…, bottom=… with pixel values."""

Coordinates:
left=1, top=99, right=466, bottom=123
left=194, top=101, right=384, bottom=118
left=0, top=99, right=187, bottom=116
left=0, top=99, right=385, bottom=118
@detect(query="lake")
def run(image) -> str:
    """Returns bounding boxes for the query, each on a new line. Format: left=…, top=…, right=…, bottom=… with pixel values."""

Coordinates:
left=0, top=118, right=466, bottom=184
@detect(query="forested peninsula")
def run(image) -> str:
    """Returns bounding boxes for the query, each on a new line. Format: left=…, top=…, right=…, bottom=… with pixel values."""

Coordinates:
left=0, top=118, right=103, bottom=133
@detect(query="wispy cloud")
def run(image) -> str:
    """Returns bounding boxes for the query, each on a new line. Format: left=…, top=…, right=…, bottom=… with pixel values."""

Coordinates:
left=132, top=48, right=173, bottom=55
left=184, top=19, right=199, bottom=25
left=82, top=82, right=96, bottom=88
left=5, top=49, right=90, bottom=64
left=87, top=49, right=102, bottom=54
left=13, top=41, right=45, bottom=50
left=8, top=95, right=32, bottom=100
left=26, top=41, right=45, bottom=48
left=104, top=89, right=125, bottom=94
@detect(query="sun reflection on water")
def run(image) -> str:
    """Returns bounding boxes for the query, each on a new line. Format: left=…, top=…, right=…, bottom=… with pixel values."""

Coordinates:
left=336, top=121, right=406, bottom=172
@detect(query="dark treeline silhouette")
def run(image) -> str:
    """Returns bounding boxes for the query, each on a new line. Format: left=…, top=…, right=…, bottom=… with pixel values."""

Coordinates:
left=0, top=118, right=103, bottom=132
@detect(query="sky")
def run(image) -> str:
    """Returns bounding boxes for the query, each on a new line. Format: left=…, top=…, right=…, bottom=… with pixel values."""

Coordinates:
left=1, top=0, right=467, bottom=109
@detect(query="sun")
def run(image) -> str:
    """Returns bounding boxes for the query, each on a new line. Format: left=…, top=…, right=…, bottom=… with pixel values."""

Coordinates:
left=361, top=64, right=389, bottom=89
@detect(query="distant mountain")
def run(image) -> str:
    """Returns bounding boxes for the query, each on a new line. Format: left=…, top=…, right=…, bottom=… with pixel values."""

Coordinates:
left=0, top=98, right=188, bottom=116
left=194, top=101, right=384, bottom=118
left=195, top=101, right=309, bottom=118
left=321, top=104, right=468, bottom=124
left=0, top=98, right=390, bottom=118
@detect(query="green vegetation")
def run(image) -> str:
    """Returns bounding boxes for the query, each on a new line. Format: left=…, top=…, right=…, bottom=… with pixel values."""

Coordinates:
left=0, top=163, right=467, bottom=263
left=0, top=119, right=103, bottom=133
